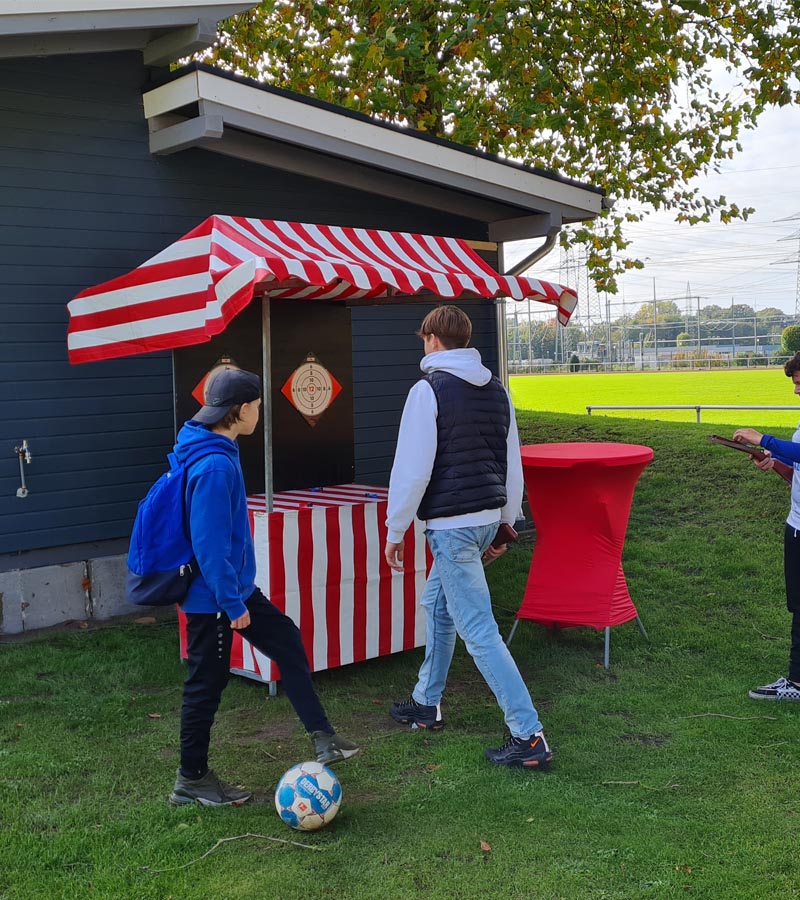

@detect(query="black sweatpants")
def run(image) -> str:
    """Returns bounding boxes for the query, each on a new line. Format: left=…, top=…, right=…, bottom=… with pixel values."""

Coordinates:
left=180, top=587, right=332, bottom=777
left=783, top=525, right=800, bottom=683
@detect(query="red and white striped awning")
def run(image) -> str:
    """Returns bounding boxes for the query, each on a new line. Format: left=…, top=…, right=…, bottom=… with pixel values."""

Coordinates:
left=67, top=215, right=577, bottom=364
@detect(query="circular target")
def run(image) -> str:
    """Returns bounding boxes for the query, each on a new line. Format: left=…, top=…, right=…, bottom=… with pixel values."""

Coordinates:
left=281, top=353, right=343, bottom=426
left=290, top=363, right=335, bottom=416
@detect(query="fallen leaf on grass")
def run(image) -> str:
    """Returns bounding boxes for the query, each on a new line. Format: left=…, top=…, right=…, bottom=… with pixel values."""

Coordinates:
left=147, top=713, right=162, bottom=719
left=480, top=840, right=491, bottom=853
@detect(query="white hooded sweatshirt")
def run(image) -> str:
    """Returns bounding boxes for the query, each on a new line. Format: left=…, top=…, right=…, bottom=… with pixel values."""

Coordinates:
left=385, top=347, right=524, bottom=544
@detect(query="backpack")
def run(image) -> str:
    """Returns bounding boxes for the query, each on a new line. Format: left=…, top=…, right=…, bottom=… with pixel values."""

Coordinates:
left=126, top=452, right=196, bottom=606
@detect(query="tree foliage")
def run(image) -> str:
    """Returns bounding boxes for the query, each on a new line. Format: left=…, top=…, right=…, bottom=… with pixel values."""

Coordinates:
left=205, top=1, right=800, bottom=290
left=782, top=325, right=800, bottom=354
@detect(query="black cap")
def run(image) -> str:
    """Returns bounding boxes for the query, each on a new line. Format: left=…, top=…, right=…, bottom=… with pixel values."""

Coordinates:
left=192, top=367, right=261, bottom=425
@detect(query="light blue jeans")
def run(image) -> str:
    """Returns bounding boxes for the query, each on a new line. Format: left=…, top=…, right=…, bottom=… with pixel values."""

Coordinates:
left=412, top=523, right=543, bottom=738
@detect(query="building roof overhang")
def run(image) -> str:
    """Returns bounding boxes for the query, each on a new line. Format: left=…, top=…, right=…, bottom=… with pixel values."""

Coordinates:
left=0, top=2, right=254, bottom=65
left=145, top=64, right=605, bottom=243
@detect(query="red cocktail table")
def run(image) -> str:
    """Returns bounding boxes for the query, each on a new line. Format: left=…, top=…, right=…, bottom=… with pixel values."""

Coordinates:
left=510, top=442, right=653, bottom=666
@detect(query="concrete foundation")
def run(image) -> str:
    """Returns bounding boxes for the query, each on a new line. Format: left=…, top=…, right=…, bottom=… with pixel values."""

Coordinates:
left=0, top=554, right=131, bottom=634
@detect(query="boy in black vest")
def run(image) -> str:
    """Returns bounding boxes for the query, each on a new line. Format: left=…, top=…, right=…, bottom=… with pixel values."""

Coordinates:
left=384, top=306, right=551, bottom=768
left=170, top=367, right=358, bottom=807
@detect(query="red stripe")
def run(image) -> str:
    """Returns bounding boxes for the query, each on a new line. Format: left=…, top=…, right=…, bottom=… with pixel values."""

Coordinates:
left=325, top=506, right=342, bottom=669
left=177, top=607, right=189, bottom=660
left=297, top=508, right=315, bottom=662
left=267, top=512, right=286, bottom=609
left=402, top=522, right=418, bottom=650
left=267, top=511, right=286, bottom=682
left=230, top=631, right=245, bottom=671
left=375, top=502, right=393, bottom=658
left=72, top=253, right=211, bottom=301
left=351, top=503, right=368, bottom=662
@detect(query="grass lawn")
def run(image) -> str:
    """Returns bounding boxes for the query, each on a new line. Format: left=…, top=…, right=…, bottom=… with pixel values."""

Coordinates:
left=3, top=411, right=800, bottom=899
left=511, top=369, right=800, bottom=430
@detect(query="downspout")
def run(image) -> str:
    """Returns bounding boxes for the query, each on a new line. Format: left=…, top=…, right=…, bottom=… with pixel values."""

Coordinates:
left=497, top=224, right=562, bottom=389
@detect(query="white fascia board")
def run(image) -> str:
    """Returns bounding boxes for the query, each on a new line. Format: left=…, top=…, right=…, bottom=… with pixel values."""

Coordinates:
left=1, top=2, right=254, bottom=16
left=0, top=3, right=254, bottom=35
left=144, top=69, right=603, bottom=220
left=144, top=69, right=202, bottom=116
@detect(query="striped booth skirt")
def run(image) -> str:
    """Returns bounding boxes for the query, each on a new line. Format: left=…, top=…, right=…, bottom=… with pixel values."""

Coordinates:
left=178, top=484, right=431, bottom=688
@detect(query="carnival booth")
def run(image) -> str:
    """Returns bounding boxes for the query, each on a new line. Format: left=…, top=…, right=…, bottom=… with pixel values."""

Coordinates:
left=67, top=214, right=577, bottom=690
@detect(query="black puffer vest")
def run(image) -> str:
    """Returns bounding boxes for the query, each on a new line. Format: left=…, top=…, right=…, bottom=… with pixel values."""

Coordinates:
left=417, top=371, right=510, bottom=520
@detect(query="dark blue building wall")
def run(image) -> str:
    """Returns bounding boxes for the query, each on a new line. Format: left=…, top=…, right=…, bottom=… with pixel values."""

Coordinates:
left=0, top=52, right=499, bottom=557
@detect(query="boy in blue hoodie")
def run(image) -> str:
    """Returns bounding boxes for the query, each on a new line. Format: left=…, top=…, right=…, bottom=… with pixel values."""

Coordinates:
left=170, top=367, right=358, bottom=807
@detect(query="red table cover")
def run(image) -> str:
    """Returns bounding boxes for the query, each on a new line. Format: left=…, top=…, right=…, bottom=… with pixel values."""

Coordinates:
left=516, top=443, right=653, bottom=630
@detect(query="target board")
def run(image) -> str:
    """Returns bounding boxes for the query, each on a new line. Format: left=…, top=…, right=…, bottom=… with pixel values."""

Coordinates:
left=281, top=353, right=342, bottom=427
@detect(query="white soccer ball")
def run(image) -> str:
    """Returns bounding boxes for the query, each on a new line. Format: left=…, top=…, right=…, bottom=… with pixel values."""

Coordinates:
left=274, top=761, right=342, bottom=831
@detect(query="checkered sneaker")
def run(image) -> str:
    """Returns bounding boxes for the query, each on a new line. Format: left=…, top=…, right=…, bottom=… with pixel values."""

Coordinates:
left=748, top=676, right=800, bottom=701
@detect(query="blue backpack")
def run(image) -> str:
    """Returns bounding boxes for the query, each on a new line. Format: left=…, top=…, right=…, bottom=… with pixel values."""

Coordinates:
left=126, top=452, right=196, bottom=606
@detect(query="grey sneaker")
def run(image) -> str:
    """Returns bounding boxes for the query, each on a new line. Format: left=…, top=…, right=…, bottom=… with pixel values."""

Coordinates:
left=311, top=730, right=360, bottom=765
left=169, top=769, right=252, bottom=807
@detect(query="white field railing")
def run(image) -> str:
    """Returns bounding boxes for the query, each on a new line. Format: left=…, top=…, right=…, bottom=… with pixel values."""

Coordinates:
left=586, top=405, right=799, bottom=424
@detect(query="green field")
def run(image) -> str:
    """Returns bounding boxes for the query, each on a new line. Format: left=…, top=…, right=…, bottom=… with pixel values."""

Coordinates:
left=511, top=369, right=800, bottom=430
left=3, top=410, right=800, bottom=899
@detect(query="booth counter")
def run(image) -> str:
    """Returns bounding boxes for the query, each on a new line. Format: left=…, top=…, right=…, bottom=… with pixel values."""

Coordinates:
left=178, top=484, right=430, bottom=691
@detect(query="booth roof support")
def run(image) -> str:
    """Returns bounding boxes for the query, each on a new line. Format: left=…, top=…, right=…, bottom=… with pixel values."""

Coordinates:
left=496, top=243, right=510, bottom=390
left=261, top=298, right=274, bottom=514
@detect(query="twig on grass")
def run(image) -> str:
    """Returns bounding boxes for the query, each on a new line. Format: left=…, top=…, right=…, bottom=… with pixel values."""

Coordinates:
left=142, top=832, right=322, bottom=873
left=601, top=779, right=680, bottom=791
left=752, top=625, right=782, bottom=641
left=680, top=713, right=777, bottom=721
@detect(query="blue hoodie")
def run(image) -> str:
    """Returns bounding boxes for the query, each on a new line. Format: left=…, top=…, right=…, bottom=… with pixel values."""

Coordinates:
left=174, top=420, right=255, bottom=621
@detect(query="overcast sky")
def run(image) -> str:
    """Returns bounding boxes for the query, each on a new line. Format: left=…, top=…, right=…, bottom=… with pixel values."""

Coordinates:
left=509, top=102, right=800, bottom=321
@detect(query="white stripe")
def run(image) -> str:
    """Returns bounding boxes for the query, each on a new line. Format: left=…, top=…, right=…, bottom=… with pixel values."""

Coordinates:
left=338, top=505, right=355, bottom=666
left=282, top=513, right=301, bottom=628
left=350, top=229, right=424, bottom=292
left=363, top=502, right=380, bottom=660
left=311, top=507, right=329, bottom=671
left=414, top=519, right=428, bottom=646
left=139, top=234, right=211, bottom=267
left=241, top=636, right=255, bottom=673
left=390, top=515, right=405, bottom=653
left=68, top=271, right=211, bottom=317
left=245, top=220, right=341, bottom=285
left=252, top=512, right=270, bottom=595
left=316, top=225, right=406, bottom=291
left=214, top=258, right=261, bottom=304
left=67, top=306, right=217, bottom=351
left=443, top=237, right=500, bottom=293
left=252, top=647, right=273, bottom=681
left=300, top=224, right=374, bottom=290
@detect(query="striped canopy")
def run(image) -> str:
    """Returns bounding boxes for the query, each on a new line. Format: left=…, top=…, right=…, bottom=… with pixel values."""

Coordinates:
left=67, top=215, right=577, bottom=364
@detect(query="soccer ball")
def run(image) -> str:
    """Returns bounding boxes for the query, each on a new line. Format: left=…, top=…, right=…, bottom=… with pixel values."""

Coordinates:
left=274, top=761, right=342, bottom=831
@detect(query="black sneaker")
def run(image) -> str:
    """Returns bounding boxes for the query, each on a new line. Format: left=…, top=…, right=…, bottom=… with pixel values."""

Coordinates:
left=486, top=732, right=553, bottom=768
left=169, top=769, right=252, bottom=806
left=389, top=696, right=445, bottom=730
left=311, top=730, right=360, bottom=765
left=748, top=676, right=800, bottom=701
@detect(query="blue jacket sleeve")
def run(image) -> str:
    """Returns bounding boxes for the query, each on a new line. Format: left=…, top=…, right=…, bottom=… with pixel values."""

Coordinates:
left=187, top=466, right=248, bottom=621
left=760, top=434, right=800, bottom=466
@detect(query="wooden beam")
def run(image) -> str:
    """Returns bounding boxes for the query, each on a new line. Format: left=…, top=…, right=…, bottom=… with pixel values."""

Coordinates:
left=464, top=239, right=498, bottom=251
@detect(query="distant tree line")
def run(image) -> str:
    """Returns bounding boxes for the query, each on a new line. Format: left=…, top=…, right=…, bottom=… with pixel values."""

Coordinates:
left=508, top=301, right=793, bottom=362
